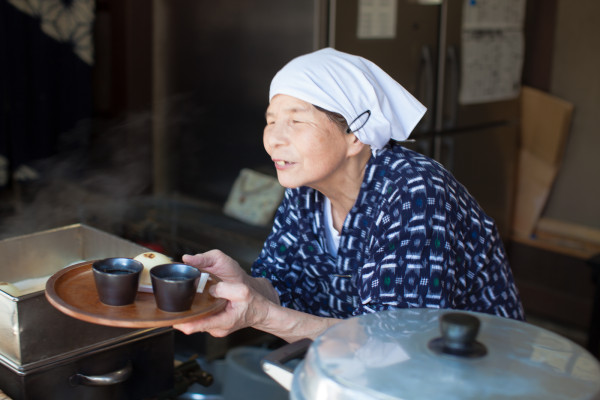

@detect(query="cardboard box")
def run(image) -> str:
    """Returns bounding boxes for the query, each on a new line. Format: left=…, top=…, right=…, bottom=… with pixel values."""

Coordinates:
left=520, top=86, right=574, bottom=165
left=512, top=150, right=559, bottom=237
left=511, top=87, right=574, bottom=237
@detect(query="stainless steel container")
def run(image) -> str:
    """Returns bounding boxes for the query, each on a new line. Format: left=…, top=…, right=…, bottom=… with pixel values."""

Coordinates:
left=0, top=224, right=174, bottom=399
left=0, top=327, right=174, bottom=400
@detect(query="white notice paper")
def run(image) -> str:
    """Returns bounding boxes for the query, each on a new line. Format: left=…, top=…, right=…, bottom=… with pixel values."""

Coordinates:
left=459, top=0, right=526, bottom=104
left=357, top=0, right=398, bottom=39
left=459, top=30, right=524, bottom=104
left=462, top=0, right=527, bottom=30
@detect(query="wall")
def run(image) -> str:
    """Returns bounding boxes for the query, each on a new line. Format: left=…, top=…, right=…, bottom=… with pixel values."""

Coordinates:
left=542, top=0, right=600, bottom=229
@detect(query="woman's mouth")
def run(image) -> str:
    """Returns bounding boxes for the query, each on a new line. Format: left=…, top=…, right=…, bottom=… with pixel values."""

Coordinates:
left=273, top=160, right=294, bottom=169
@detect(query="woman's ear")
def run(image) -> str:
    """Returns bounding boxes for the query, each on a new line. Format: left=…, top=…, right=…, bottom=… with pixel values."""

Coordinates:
left=346, top=133, right=368, bottom=157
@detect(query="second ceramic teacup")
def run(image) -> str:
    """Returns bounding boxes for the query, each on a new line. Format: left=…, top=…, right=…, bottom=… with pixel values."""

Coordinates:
left=150, top=263, right=201, bottom=312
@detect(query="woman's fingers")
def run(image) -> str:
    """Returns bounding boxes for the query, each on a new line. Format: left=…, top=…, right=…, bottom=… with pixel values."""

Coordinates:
left=174, top=309, right=234, bottom=336
left=182, top=250, right=244, bottom=283
left=173, top=321, right=201, bottom=335
left=174, top=250, right=275, bottom=337
left=174, top=297, right=244, bottom=337
left=173, top=280, right=268, bottom=336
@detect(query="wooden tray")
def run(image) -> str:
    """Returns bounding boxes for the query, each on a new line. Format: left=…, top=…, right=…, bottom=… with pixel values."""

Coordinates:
left=45, top=261, right=227, bottom=328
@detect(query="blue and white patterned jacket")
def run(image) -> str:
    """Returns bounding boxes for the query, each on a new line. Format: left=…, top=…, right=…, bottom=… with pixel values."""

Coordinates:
left=252, top=144, right=525, bottom=321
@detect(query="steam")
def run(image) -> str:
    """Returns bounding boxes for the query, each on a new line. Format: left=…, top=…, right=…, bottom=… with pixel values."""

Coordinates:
left=0, top=111, right=153, bottom=240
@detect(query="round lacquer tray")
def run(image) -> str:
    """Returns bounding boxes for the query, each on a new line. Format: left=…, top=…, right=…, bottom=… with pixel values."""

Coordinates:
left=45, top=261, right=226, bottom=328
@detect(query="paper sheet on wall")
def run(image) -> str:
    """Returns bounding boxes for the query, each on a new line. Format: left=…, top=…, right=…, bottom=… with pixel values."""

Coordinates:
left=459, top=30, right=524, bottom=104
left=459, top=0, right=526, bottom=104
left=462, top=0, right=527, bottom=30
left=357, top=0, right=398, bottom=39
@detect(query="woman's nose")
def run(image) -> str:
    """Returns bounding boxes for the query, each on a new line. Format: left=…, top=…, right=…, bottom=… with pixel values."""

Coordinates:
left=264, top=122, right=287, bottom=148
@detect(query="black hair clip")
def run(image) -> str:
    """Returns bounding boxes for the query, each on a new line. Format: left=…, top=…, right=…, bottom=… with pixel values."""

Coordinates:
left=346, top=110, right=371, bottom=134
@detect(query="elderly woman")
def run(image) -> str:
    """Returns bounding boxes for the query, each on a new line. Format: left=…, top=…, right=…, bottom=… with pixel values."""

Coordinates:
left=175, top=48, right=524, bottom=342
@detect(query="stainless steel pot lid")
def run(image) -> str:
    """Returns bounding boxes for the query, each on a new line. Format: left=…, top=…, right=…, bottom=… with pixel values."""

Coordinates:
left=290, top=309, right=600, bottom=400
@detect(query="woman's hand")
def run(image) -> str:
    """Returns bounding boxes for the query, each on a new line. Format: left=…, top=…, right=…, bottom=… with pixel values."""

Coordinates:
left=173, top=250, right=276, bottom=337
left=174, top=249, right=341, bottom=342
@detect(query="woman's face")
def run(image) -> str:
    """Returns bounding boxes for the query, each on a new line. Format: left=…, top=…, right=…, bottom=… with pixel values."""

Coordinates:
left=264, top=95, right=352, bottom=189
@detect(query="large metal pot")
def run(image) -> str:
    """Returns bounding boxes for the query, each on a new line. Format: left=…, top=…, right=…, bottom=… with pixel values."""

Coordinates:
left=262, top=309, right=600, bottom=399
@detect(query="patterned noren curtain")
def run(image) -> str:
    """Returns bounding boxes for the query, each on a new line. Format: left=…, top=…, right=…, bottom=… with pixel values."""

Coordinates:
left=0, top=0, right=95, bottom=187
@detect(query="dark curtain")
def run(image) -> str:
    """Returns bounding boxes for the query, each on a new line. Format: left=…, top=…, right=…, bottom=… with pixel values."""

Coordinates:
left=0, top=0, right=94, bottom=185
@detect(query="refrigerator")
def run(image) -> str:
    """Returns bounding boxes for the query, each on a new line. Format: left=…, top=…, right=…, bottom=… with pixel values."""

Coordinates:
left=154, top=0, right=524, bottom=239
left=328, top=0, right=526, bottom=238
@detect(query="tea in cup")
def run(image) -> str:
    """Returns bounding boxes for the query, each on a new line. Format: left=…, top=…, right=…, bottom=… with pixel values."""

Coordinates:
left=92, top=257, right=143, bottom=306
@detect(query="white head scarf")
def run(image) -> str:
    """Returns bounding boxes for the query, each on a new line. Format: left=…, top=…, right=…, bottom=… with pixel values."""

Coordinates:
left=269, top=48, right=427, bottom=150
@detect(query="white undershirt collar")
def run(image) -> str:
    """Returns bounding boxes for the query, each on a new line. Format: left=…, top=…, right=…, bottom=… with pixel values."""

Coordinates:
left=323, top=196, right=341, bottom=257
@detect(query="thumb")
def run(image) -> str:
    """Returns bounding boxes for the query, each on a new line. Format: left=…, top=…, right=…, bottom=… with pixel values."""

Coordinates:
left=182, top=253, right=212, bottom=269
left=184, top=250, right=245, bottom=283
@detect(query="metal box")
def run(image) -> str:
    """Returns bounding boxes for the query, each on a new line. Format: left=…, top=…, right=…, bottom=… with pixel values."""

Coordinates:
left=0, top=328, right=174, bottom=400
left=0, top=224, right=153, bottom=369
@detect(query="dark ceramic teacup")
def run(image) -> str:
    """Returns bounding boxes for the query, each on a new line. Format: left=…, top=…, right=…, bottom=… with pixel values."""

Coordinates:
left=92, top=258, right=143, bottom=306
left=150, top=263, right=201, bottom=312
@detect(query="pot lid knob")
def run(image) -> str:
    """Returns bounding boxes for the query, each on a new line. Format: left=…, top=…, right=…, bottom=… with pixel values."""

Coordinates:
left=428, top=312, right=487, bottom=358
